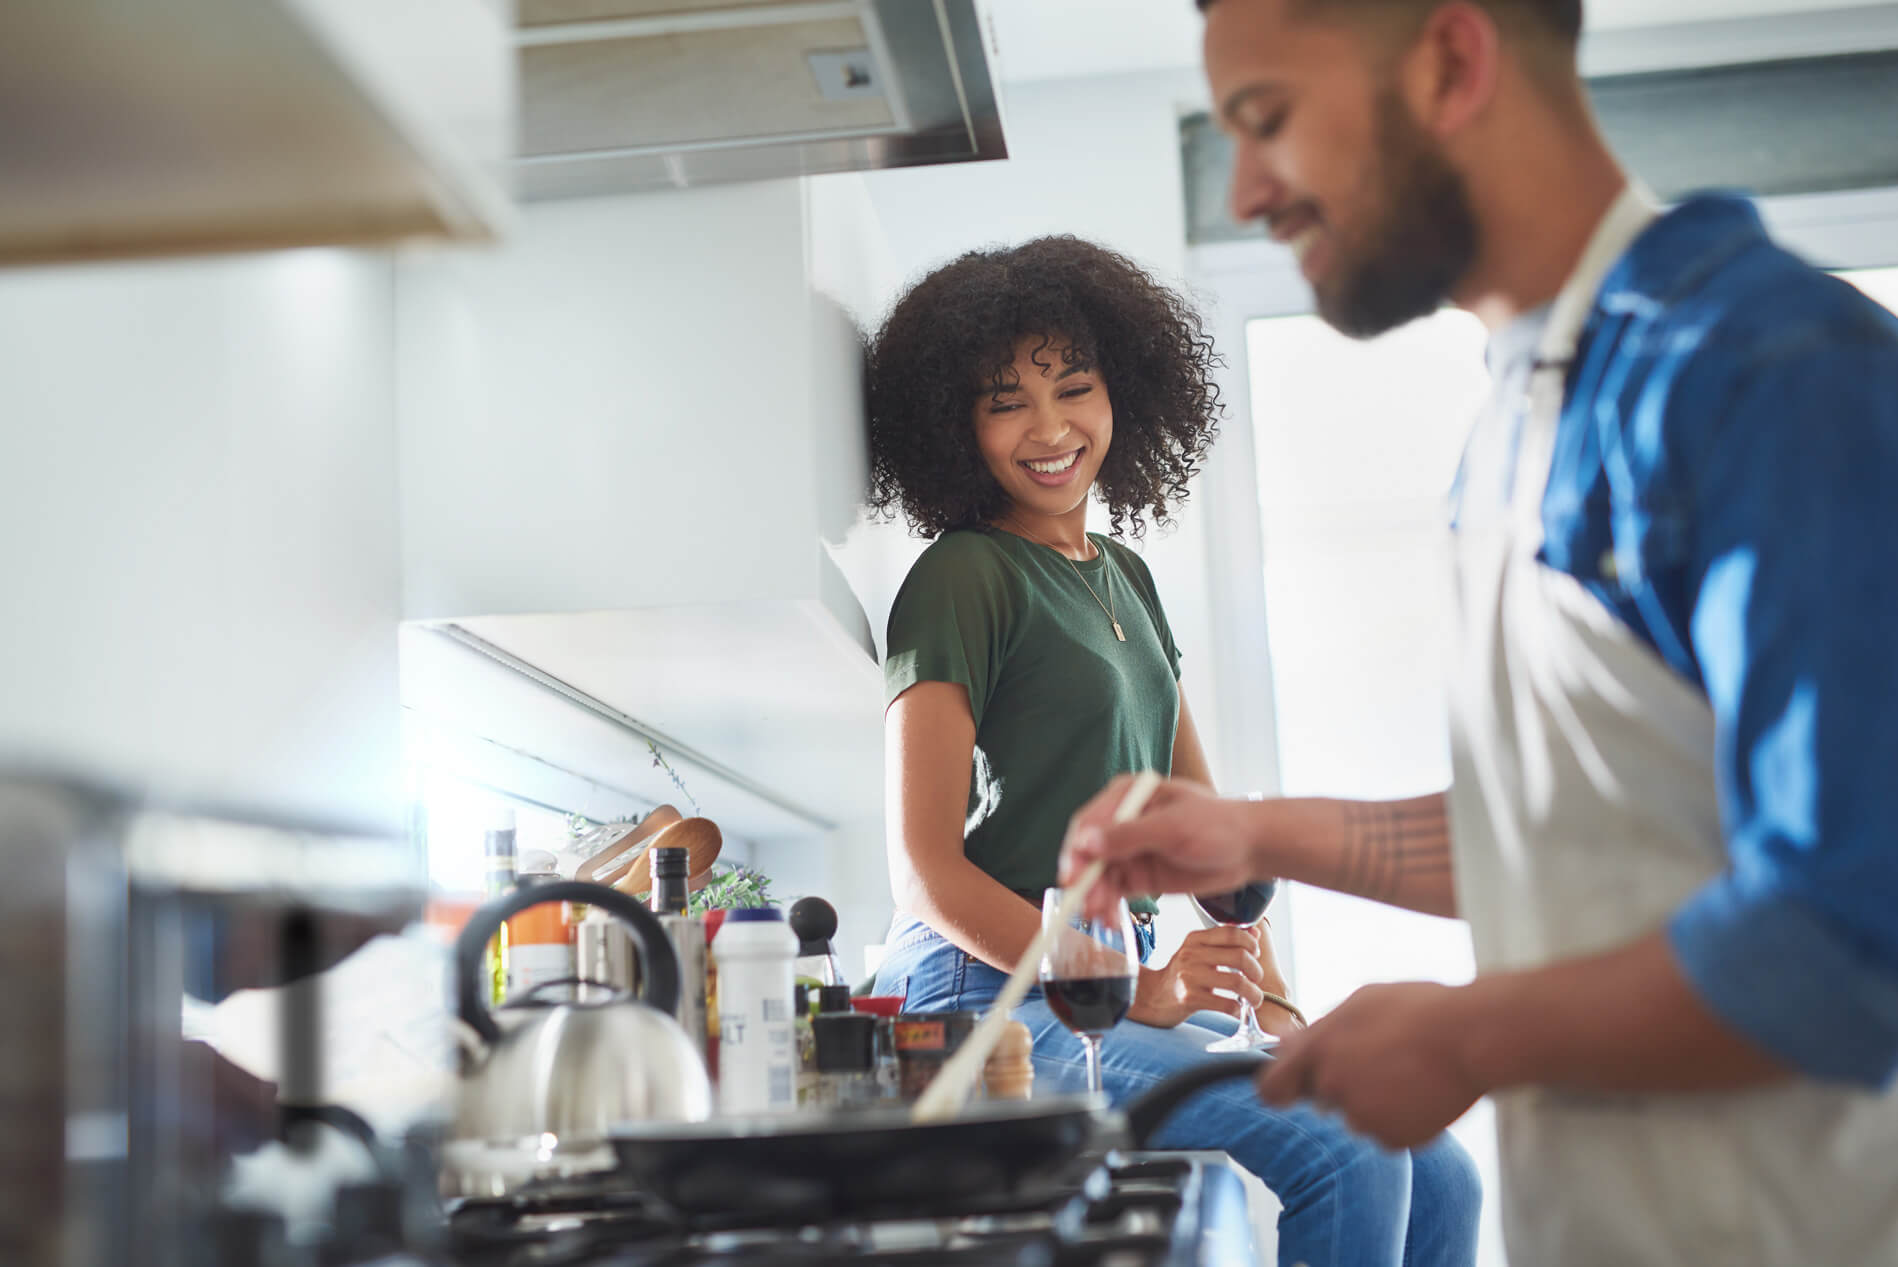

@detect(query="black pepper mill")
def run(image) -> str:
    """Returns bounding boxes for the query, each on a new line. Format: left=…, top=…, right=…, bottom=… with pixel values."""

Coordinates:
left=788, top=896, right=843, bottom=988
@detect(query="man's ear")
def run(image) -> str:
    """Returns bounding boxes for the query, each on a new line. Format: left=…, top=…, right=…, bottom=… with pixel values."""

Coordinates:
left=1402, top=1, right=1503, bottom=139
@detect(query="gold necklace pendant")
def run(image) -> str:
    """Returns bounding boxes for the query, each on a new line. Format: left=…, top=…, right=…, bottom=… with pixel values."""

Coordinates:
left=1009, top=515, right=1123, bottom=644
left=1003, top=517, right=1125, bottom=642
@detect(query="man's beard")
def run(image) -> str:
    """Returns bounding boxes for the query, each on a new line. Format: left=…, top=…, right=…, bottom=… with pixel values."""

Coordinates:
left=1315, top=91, right=1478, bottom=339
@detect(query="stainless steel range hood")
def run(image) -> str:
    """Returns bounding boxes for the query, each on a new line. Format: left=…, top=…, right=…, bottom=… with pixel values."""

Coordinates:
left=514, top=0, right=1006, bottom=198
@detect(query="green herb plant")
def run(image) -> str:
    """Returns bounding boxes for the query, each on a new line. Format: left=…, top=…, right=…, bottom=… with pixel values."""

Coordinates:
left=688, top=863, right=775, bottom=915
left=564, top=813, right=773, bottom=913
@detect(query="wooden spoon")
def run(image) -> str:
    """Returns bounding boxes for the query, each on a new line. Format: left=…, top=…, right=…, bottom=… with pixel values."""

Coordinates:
left=912, top=772, right=1162, bottom=1123
left=612, top=816, right=723, bottom=898
left=576, top=805, right=683, bottom=886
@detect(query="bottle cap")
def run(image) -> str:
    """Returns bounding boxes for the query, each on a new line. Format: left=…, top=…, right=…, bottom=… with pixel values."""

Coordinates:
left=725, top=907, right=783, bottom=923
left=817, top=984, right=852, bottom=1014
left=652, top=846, right=689, bottom=881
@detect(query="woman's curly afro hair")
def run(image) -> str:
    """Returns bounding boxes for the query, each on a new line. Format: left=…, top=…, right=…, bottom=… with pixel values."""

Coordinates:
left=866, top=235, right=1222, bottom=540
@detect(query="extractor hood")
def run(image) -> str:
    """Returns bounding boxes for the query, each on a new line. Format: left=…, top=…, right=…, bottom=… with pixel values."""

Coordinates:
left=514, top=0, right=1006, bottom=198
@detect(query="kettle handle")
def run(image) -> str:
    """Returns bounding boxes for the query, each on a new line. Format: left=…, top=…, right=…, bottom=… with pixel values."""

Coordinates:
left=453, top=880, right=681, bottom=1044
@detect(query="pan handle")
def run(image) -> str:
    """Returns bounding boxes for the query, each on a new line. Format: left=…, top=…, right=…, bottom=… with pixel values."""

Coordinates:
left=1124, top=1054, right=1271, bottom=1145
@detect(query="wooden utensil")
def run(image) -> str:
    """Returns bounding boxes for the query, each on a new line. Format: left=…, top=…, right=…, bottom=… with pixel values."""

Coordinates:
left=912, top=771, right=1162, bottom=1123
left=612, top=816, right=723, bottom=898
left=576, top=805, right=683, bottom=886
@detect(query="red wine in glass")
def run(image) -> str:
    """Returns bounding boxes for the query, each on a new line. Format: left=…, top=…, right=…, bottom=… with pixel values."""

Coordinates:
left=1191, top=879, right=1280, bottom=1052
left=1040, top=889, right=1139, bottom=1094
left=1044, top=975, right=1135, bottom=1036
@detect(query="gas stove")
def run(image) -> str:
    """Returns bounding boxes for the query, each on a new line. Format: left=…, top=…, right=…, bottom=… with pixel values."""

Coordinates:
left=443, top=1151, right=1256, bottom=1266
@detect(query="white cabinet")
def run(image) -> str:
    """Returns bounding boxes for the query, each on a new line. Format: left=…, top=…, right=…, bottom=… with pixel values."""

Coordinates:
left=396, top=174, right=892, bottom=839
left=0, top=0, right=512, bottom=264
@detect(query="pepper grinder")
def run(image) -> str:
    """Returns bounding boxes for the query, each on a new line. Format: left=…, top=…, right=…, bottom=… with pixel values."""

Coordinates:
left=788, top=896, right=843, bottom=988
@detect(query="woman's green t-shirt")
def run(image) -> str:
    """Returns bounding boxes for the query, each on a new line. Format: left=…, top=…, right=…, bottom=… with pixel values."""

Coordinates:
left=883, top=528, right=1182, bottom=906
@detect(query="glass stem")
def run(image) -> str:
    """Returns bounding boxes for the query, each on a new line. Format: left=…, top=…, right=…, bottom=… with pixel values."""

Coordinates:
left=1237, top=998, right=1259, bottom=1038
left=1083, top=1034, right=1104, bottom=1094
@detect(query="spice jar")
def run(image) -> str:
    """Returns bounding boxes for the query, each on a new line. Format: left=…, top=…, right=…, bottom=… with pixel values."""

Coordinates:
left=891, top=1011, right=978, bottom=1101
left=812, top=1012, right=880, bottom=1109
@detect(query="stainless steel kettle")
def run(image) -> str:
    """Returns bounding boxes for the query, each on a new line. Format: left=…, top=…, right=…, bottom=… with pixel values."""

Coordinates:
left=445, top=880, right=711, bottom=1195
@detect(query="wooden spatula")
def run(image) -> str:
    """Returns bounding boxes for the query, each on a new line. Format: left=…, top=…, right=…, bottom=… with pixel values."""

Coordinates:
left=575, top=805, right=682, bottom=885
left=611, top=816, right=722, bottom=897
left=912, top=771, right=1162, bottom=1123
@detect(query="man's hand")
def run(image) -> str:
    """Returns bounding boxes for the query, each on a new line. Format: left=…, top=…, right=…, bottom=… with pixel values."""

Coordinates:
left=1257, top=981, right=1485, bottom=1150
left=1061, top=775, right=1269, bottom=921
left=1128, top=926, right=1272, bottom=1029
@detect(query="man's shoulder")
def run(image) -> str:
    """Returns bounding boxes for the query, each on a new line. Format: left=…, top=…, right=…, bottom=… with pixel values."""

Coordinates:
left=1619, top=193, right=1897, bottom=362
left=1592, top=194, right=1898, bottom=451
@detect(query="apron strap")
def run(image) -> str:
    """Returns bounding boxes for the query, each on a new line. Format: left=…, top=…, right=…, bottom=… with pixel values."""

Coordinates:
left=1511, top=184, right=1661, bottom=544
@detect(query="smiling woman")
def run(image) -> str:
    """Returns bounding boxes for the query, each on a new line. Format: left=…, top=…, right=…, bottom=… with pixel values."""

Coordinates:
left=865, top=235, right=1220, bottom=541
left=862, top=235, right=1482, bottom=1267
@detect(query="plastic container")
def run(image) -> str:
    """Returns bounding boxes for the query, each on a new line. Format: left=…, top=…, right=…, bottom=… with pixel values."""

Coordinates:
left=711, top=907, right=797, bottom=1115
left=503, top=854, right=572, bottom=1003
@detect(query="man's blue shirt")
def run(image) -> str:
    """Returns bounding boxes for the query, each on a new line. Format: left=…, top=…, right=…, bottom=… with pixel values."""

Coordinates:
left=1533, top=192, right=1898, bottom=1086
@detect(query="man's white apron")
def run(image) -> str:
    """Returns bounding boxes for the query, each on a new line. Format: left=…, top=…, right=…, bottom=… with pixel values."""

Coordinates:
left=1445, top=188, right=1898, bottom=1265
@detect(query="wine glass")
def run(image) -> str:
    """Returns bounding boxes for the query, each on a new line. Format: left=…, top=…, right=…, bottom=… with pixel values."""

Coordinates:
left=1191, top=879, right=1281, bottom=1053
left=1039, top=889, right=1139, bottom=1095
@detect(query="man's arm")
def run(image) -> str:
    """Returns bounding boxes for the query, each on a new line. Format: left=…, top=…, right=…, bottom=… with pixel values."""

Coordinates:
left=1257, top=929, right=1791, bottom=1149
left=1460, top=931, right=1790, bottom=1093
left=1064, top=780, right=1459, bottom=920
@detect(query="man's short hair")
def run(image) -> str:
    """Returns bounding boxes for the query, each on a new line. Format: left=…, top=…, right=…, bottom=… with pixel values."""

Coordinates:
left=1197, top=0, right=1584, bottom=49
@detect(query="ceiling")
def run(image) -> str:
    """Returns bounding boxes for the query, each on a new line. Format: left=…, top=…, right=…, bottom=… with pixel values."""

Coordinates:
left=984, top=0, right=1898, bottom=83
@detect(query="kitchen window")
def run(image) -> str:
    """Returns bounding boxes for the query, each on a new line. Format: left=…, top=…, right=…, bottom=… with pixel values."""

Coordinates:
left=415, top=769, right=577, bottom=894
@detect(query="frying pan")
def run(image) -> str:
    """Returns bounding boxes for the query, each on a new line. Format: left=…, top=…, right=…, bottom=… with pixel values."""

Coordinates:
left=605, top=1053, right=1267, bottom=1219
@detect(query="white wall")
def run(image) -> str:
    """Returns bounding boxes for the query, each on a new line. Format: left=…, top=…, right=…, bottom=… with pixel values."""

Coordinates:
left=396, top=181, right=826, bottom=621
left=0, top=250, right=404, bottom=830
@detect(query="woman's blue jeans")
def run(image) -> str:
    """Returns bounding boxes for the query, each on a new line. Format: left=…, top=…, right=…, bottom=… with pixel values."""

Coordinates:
left=873, top=916, right=1481, bottom=1267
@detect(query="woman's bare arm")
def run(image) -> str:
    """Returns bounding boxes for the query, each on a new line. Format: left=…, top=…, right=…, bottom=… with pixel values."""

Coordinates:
left=884, top=681, right=1043, bottom=972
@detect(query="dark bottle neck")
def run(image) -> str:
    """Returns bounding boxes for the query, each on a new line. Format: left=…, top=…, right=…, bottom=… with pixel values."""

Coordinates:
left=650, top=846, right=689, bottom=916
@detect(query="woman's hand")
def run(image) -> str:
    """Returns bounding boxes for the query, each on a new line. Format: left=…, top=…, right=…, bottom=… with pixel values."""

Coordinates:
left=1128, top=926, right=1275, bottom=1029
left=1246, top=924, right=1305, bottom=1038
